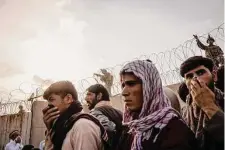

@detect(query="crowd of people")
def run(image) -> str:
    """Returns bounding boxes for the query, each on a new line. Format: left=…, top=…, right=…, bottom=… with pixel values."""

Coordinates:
left=4, top=35, right=224, bottom=150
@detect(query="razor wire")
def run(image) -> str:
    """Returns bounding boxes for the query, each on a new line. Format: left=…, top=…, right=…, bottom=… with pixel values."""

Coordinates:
left=0, top=23, right=224, bottom=115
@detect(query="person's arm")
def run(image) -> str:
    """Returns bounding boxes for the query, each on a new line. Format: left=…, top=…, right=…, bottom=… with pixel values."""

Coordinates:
left=204, top=110, right=224, bottom=143
left=195, top=38, right=208, bottom=50
left=94, top=73, right=103, bottom=77
left=217, top=46, right=224, bottom=55
left=71, top=118, right=103, bottom=150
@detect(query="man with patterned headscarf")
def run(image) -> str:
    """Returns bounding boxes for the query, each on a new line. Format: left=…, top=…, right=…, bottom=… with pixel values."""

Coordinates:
left=193, top=34, right=224, bottom=67
left=117, top=60, right=197, bottom=150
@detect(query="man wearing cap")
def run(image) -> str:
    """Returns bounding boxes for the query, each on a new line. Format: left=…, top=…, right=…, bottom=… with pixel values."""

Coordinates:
left=5, top=130, right=23, bottom=150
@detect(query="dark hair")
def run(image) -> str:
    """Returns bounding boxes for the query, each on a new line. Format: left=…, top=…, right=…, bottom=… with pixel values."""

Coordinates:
left=44, top=130, right=47, bottom=136
left=215, top=65, right=224, bottom=92
left=87, top=84, right=110, bottom=101
left=22, top=145, right=34, bottom=150
left=178, top=82, right=189, bottom=102
left=180, top=56, right=214, bottom=77
left=146, top=59, right=152, bottom=63
left=9, top=130, right=20, bottom=140
left=43, top=81, right=78, bottom=101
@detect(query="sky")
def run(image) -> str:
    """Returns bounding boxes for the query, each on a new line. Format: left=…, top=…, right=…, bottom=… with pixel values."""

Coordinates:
left=0, top=0, right=224, bottom=97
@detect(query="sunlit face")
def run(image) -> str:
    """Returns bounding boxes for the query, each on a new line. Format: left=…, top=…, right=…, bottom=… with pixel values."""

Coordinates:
left=121, top=73, right=143, bottom=112
left=184, top=65, right=216, bottom=90
left=85, top=91, right=98, bottom=110
left=47, top=93, right=73, bottom=114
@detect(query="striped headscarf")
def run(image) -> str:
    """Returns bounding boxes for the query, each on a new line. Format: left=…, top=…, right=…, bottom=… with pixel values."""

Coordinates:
left=120, top=60, right=180, bottom=150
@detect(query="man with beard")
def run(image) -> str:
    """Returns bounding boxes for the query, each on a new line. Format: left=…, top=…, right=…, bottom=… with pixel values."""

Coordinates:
left=85, top=84, right=122, bottom=150
left=117, top=60, right=197, bottom=150
left=42, top=81, right=108, bottom=150
left=180, top=56, right=224, bottom=150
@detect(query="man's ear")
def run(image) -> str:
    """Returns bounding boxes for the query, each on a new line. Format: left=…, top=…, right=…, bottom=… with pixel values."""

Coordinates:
left=97, top=93, right=102, bottom=100
left=65, top=94, right=73, bottom=104
left=212, top=70, right=218, bottom=82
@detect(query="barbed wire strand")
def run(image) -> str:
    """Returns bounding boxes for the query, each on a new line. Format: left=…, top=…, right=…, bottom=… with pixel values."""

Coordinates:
left=0, top=23, right=224, bottom=115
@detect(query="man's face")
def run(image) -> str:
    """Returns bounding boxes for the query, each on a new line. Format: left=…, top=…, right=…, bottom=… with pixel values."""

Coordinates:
left=121, top=73, right=143, bottom=112
left=19, top=105, right=23, bottom=110
left=208, top=39, right=214, bottom=45
left=184, top=65, right=216, bottom=90
left=11, top=132, right=20, bottom=140
left=47, top=93, right=72, bottom=114
left=101, top=69, right=107, bottom=75
left=85, top=91, right=98, bottom=110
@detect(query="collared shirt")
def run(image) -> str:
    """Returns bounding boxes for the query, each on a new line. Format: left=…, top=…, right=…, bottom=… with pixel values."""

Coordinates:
left=5, top=140, right=23, bottom=150
left=39, top=140, right=45, bottom=150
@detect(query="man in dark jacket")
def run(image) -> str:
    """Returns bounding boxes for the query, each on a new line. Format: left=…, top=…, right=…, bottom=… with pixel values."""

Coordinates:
left=180, top=56, right=224, bottom=150
left=117, top=60, right=198, bottom=150
left=85, top=84, right=123, bottom=150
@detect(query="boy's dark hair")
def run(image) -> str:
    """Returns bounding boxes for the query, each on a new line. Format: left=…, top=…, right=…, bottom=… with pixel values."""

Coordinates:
left=87, top=84, right=110, bottom=101
left=180, top=56, right=214, bottom=77
left=43, top=81, right=78, bottom=101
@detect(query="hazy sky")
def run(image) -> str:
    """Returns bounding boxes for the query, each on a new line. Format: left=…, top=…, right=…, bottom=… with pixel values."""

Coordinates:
left=0, top=0, right=224, bottom=92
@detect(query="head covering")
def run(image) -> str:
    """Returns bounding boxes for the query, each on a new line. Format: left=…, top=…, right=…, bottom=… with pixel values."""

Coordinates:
left=206, top=34, right=215, bottom=44
left=120, top=60, right=180, bottom=150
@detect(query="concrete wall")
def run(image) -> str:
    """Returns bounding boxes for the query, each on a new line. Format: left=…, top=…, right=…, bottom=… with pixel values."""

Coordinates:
left=0, top=112, right=31, bottom=150
left=166, top=83, right=186, bottom=107
left=110, top=94, right=124, bottom=112
left=30, top=100, right=47, bottom=148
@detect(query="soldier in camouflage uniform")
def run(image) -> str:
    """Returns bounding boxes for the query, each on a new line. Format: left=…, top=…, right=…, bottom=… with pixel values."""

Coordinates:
left=94, top=69, right=113, bottom=96
left=193, top=34, right=224, bottom=67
